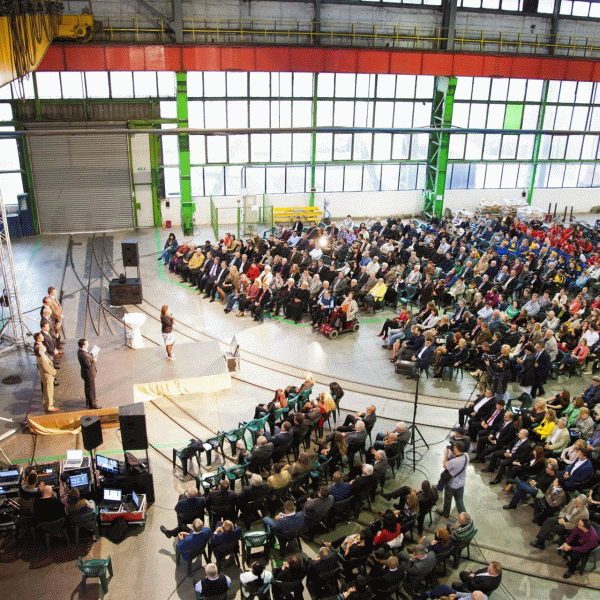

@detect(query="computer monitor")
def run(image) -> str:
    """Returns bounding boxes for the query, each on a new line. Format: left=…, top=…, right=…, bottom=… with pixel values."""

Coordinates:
left=131, top=490, right=140, bottom=510
left=69, top=473, right=89, bottom=488
left=96, top=454, right=119, bottom=475
left=0, top=469, right=19, bottom=480
left=103, top=488, right=122, bottom=502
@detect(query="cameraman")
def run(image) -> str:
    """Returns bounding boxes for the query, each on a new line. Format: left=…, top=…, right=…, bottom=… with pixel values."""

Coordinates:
left=437, top=440, right=469, bottom=519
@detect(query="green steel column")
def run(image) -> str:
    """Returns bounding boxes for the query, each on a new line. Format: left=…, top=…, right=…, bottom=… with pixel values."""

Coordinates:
left=32, top=72, right=42, bottom=121
left=148, top=132, right=162, bottom=226
left=19, top=133, right=39, bottom=233
left=309, top=73, right=318, bottom=208
left=423, top=76, right=456, bottom=218
left=176, top=72, right=194, bottom=235
left=527, top=80, right=549, bottom=206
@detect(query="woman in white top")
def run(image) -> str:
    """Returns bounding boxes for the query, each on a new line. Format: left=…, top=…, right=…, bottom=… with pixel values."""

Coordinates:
left=240, top=561, right=273, bottom=598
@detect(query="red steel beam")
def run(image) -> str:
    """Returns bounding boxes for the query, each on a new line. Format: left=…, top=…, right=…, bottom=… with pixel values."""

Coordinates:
left=37, top=44, right=600, bottom=82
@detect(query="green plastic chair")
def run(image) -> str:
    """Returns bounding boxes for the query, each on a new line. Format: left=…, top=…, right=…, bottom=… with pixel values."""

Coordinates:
left=70, top=510, right=100, bottom=545
left=77, top=555, right=113, bottom=594
left=223, top=464, right=249, bottom=492
left=243, top=415, right=270, bottom=446
left=222, top=425, right=248, bottom=456
left=176, top=540, right=209, bottom=576
left=242, top=530, right=270, bottom=567
left=38, top=517, right=70, bottom=552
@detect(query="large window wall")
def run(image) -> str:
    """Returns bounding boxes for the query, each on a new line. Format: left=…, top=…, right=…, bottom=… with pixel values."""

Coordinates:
left=2, top=68, right=600, bottom=209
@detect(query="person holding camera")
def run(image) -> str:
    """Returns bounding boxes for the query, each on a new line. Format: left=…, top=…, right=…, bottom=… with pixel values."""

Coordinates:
left=437, top=440, right=469, bottom=519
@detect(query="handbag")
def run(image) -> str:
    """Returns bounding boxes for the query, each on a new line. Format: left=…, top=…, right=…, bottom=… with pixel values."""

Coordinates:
left=439, top=455, right=468, bottom=486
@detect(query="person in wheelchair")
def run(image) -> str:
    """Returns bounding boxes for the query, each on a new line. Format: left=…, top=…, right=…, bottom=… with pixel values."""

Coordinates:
left=312, top=289, right=335, bottom=329
left=336, top=292, right=359, bottom=329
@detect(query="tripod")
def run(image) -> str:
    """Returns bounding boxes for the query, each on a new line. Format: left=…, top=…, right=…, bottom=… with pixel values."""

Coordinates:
left=408, top=372, right=430, bottom=473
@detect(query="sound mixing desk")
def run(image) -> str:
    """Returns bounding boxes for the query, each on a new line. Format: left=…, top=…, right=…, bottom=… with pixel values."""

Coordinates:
left=25, top=463, right=60, bottom=489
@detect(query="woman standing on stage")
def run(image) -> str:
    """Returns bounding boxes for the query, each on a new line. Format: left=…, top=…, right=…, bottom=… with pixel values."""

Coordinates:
left=161, top=305, right=175, bottom=360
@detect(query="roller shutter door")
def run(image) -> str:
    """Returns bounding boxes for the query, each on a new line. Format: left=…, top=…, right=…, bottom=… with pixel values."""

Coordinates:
left=28, top=134, right=133, bottom=233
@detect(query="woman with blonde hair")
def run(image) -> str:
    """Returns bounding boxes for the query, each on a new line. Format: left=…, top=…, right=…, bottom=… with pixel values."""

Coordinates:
left=533, top=409, right=557, bottom=442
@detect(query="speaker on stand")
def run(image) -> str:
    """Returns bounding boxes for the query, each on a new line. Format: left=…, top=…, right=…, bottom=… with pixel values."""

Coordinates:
left=119, top=403, right=148, bottom=451
left=80, top=415, right=103, bottom=492
left=109, top=239, right=143, bottom=306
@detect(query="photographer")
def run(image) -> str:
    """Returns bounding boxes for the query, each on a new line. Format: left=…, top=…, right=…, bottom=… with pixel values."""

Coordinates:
left=437, top=440, right=469, bottom=519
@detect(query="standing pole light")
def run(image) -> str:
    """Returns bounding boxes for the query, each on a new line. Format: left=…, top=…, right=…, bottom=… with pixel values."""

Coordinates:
left=0, top=189, right=28, bottom=353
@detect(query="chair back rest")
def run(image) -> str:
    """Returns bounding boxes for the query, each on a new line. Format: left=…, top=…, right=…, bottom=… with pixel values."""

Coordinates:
left=179, top=509, right=204, bottom=525
left=77, top=556, right=110, bottom=576
left=332, top=496, right=352, bottom=514
left=242, top=578, right=271, bottom=597
left=458, top=527, right=478, bottom=548
left=300, top=387, right=312, bottom=401
left=196, top=592, right=228, bottom=600
left=226, top=465, right=247, bottom=479
left=243, top=530, right=269, bottom=548
left=39, top=517, right=66, bottom=533
left=273, top=579, right=300, bottom=594
left=211, top=538, right=239, bottom=557
left=70, top=511, right=97, bottom=527
left=290, top=471, right=310, bottom=493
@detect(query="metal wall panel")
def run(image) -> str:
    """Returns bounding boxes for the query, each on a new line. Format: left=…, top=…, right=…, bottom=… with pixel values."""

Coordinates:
left=28, top=134, right=133, bottom=233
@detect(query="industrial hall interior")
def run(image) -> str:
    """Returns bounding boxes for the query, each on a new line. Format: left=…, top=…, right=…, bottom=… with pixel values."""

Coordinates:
left=3, top=0, right=600, bottom=599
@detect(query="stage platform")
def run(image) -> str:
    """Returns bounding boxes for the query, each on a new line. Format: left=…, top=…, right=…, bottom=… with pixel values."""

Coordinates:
left=28, top=341, right=231, bottom=432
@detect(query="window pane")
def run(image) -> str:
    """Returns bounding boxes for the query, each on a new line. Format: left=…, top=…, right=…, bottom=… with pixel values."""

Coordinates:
left=559, top=81, right=576, bottom=103
left=452, top=103, right=469, bottom=128
left=317, top=101, right=333, bottom=126
left=449, top=134, right=466, bottom=159
left=516, top=163, right=532, bottom=189
left=250, top=101, right=269, bottom=127
left=187, top=72, right=203, bottom=96
left=354, top=133, right=372, bottom=160
left=188, top=101, right=204, bottom=127
left=292, top=134, right=311, bottom=161
left=246, top=167, right=265, bottom=194
left=225, top=165, right=243, bottom=195
left=535, top=163, right=550, bottom=188
left=363, top=164, right=381, bottom=191
left=550, top=137, right=567, bottom=160
left=547, top=81, right=561, bottom=103
left=411, top=134, right=429, bottom=160
left=501, top=163, right=519, bottom=188
left=571, top=106, right=588, bottom=130
left=381, top=164, right=400, bottom=190
left=334, top=101, right=354, bottom=126
left=164, top=166, right=181, bottom=196
left=344, top=165, right=363, bottom=191
left=85, top=72, right=109, bottom=98
left=374, top=102, right=394, bottom=127
left=110, top=72, right=133, bottom=98
left=229, top=135, right=249, bottom=163
left=472, top=78, right=491, bottom=100
left=271, top=133, right=292, bottom=162
left=469, top=163, right=486, bottom=188
left=191, top=167, right=204, bottom=196
left=517, top=134, right=535, bottom=160
left=0, top=103, right=11, bottom=120
left=333, top=134, right=352, bottom=160
left=336, top=74, right=356, bottom=97
left=161, top=134, right=179, bottom=165
left=207, top=136, right=227, bottom=163
left=508, top=79, right=526, bottom=101
left=538, top=135, right=551, bottom=160
left=543, top=105, right=556, bottom=129
left=325, top=165, right=344, bottom=192
left=484, top=164, right=502, bottom=188
left=318, top=73, right=334, bottom=97
left=277, top=72, right=292, bottom=97
left=377, top=75, right=396, bottom=98
left=250, top=134, right=270, bottom=162
left=272, top=100, right=292, bottom=128
left=36, top=72, right=62, bottom=98
left=0, top=139, right=20, bottom=170
left=286, top=166, right=305, bottom=193
left=391, top=134, right=410, bottom=159
left=373, top=133, right=392, bottom=160
left=548, top=163, right=566, bottom=187
left=526, top=79, right=543, bottom=101
left=483, top=134, right=501, bottom=159
left=394, top=102, right=414, bottom=128
left=555, top=106, right=573, bottom=129
left=396, top=75, right=416, bottom=98
left=133, top=72, right=157, bottom=97
left=227, top=72, right=247, bottom=96
left=313, top=165, right=325, bottom=192
left=205, top=100, right=227, bottom=128
left=250, top=72, right=269, bottom=97
left=522, top=105, right=540, bottom=128
left=400, top=164, right=418, bottom=190
left=413, top=102, right=431, bottom=127
left=315, top=133, right=333, bottom=161
left=487, top=105, right=505, bottom=128
left=566, top=135, right=583, bottom=160
left=582, top=135, right=599, bottom=159
left=469, top=104, right=487, bottom=127
left=454, top=77, right=473, bottom=100
left=490, top=79, right=509, bottom=100
left=204, top=72, right=226, bottom=97
left=157, top=72, right=175, bottom=97
left=228, top=101, right=248, bottom=128
left=465, top=134, right=484, bottom=160
left=204, top=166, right=224, bottom=195
left=160, top=100, right=177, bottom=119
left=294, top=73, right=313, bottom=98
left=500, top=135, right=518, bottom=159
left=292, top=101, right=312, bottom=126
left=450, top=164, right=469, bottom=189
left=266, top=167, right=285, bottom=194
left=563, top=163, right=580, bottom=187
left=190, top=136, right=206, bottom=164
left=60, top=72, right=84, bottom=98
left=575, top=82, right=593, bottom=104
left=354, top=101, right=369, bottom=127
left=415, top=76, right=434, bottom=98
left=578, top=164, right=594, bottom=187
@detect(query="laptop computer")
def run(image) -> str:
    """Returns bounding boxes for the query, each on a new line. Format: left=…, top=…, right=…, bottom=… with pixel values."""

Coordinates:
left=0, top=469, right=20, bottom=486
left=123, top=490, right=141, bottom=513
left=69, top=472, right=89, bottom=489
left=101, top=488, right=123, bottom=510
left=63, top=450, right=84, bottom=470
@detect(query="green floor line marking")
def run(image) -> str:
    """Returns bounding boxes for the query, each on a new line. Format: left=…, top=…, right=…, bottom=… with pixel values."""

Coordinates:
left=155, top=228, right=389, bottom=326
left=28, top=236, right=42, bottom=264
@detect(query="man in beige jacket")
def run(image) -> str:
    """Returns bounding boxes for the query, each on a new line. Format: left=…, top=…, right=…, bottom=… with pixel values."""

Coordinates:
left=35, top=343, right=58, bottom=413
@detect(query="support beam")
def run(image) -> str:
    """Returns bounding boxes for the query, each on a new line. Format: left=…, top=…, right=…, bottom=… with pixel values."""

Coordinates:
left=549, top=0, right=560, bottom=56
left=131, top=0, right=176, bottom=41
left=313, top=0, right=322, bottom=45
left=171, top=0, right=183, bottom=44
left=423, top=76, right=457, bottom=219
left=527, top=79, right=549, bottom=206
left=440, top=0, right=457, bottom=51
left=176, top=72, right=194, bottom=235
left=309, top=73, right=318, bottom=208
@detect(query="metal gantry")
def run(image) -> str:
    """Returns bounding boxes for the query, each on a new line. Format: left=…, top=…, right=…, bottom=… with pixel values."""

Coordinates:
left=0, top=190, right=28, bottom=353
left=423, top=76, right=457, bottom=218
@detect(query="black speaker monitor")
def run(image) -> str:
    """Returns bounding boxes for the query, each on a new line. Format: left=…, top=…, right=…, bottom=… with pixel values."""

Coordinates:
left=122, top=240, right=139, bottom=267
left=109, top=277, right=143, bottom=306
left=80, top=415, right=103, bottom=451
left=119, top=403, right=148, bottom=451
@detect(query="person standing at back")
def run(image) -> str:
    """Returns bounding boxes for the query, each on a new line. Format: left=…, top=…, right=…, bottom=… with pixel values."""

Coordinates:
left=78, top=338, right=99, bottom=409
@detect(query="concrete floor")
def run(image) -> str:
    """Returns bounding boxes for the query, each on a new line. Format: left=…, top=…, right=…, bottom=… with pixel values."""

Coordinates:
left=0, top=224, right=597, bottom=600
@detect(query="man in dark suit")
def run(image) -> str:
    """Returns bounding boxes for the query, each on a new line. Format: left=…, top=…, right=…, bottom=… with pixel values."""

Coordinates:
left=530, top=341, right=552, bottom=398
left=160, top=488, right=206, bottom=538
left=249, top=282, right=272, bottom=322
left=339, top=405, right=376, bottom=431
left=422, top=561, right=502, bottom=599
left=350, top=463, right=375, bottom=514
left=486, top=429, right=532, bottom=484
left=206, top=480, right=237, bottom=522
left=468, top=399, right=505, bottom=441
left=458, top=388, right=495, bottom=428
left=205, top=261, right=230, bottom=301
left=200, top=259, right=224, bottom=297
left=246, top=436, right=275, bottom=473
left=396, top=547, right=435, bottom=592
left=559, top=448, right=594, bottom=491
left=210, top=519, right=243, bottom=563
left=407, top=338, right=435, bottom=379
left=262, top=500, right=306, bottom=552
left=472, top=411, right=517, bottom=464
left=306, top=545, right=339, bottom=595
left=77, top=338, right=99, bottom=409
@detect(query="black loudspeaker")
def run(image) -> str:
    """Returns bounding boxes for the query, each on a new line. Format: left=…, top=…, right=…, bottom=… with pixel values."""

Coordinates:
left=109, top=278, right=143, bottom=306
left=122, top=240, right=139, bottom=267
left=80, top=415, right=103, bottom=451
left=119, top=403, right=148, bottom=451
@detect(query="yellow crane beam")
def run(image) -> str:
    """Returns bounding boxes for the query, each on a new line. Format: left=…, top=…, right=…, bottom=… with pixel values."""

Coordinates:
left=0, top=14, right=94, bottom=88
